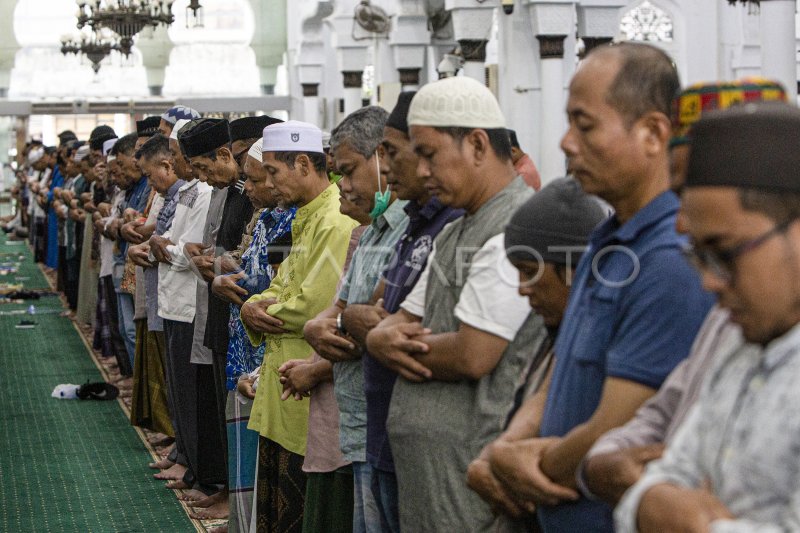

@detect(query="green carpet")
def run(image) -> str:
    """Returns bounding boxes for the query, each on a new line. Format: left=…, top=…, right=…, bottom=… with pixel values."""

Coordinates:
left=0, top=235, right=195, bottom=532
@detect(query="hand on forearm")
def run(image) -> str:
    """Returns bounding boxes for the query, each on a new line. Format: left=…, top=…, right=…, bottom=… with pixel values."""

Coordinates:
left=467, top=457, right=527, bottom=518
left=303, top=312, right=359, bottom=362
left=365, top=315, right=432, bottom=382
left=340, top=302, right=389, bottom=346
left=241, top=298, right=287, bottom=334
left=584, top=444, right=665, bottom=505
left=488, top=437, right=579, bottom=508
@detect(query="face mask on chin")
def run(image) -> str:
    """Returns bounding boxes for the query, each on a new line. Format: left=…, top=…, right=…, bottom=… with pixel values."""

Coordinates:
left=369, top=153, right=390, bottom=219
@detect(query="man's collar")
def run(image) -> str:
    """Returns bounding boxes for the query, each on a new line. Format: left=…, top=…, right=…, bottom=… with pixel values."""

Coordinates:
left=592, top=190, right=679, bottom=246
left=406, top=196, right=446, bottom=221
left=372, top=198, right=408, bottom=231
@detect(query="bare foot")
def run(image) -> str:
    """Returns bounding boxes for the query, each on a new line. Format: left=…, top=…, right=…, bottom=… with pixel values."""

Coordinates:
left=165, top=479, right=191, bottom=490
left=177, top=489, right=207, bottom=502
left=208, top=526, right=228, bottom=533
left=148, top=457, right=175, bottom=470
left=188, top=490, right=226, bottom=508
left=189, top=499, right=229, bottom=520
left=154, top=463, right=187, bottom=480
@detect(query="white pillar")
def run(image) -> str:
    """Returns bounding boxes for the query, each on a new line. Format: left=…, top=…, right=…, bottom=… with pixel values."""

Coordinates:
left=497, top=6, right=540, bottom=170
left=136, top=25, right=173, bottom=97
left=331, top=4, right=368, bottom=118
left=390, top=1, right=429, bottom=91
left=302, top=93, right=321, bottom=126
left=760, top=0, right=797, bottom=100
left=249, top=0, right=289, bottom=94
left=526, top=1, right=575, bottom=185
left=538, top=36, right=567, bottom=185
left=576, top=1, right=624, bottom=57
left=0, top=0, right=19, bottom=98
left=446, top=0, right=497, bottom=82
left=343, top=84, right=364, bottom=116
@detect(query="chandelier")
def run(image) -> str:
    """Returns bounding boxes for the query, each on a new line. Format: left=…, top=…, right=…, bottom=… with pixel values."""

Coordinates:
left=61, top=29, right=121, bottom=73
left=75, top=0, right=176, bottom=57
left=186, top=0, right=204, bottom=28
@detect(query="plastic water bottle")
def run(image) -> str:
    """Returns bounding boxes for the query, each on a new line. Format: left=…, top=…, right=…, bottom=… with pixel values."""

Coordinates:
left=27, top=304, right=36, bottom=315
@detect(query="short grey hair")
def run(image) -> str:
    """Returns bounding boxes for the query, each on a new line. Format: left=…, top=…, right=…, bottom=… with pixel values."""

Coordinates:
left=330, top=105, right=389, bottom=159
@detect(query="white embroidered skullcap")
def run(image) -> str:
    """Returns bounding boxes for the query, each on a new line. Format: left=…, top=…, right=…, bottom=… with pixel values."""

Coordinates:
left=408, top=76, right=506, bottom=129
left=28, top=147, right=44, bottom=164
left=262, top=120, right=323, bottom=154
left=102, top=138, right=118, bottom=156
left=247, top=138, right=262, bottom=161
left=169, top=118, right=190, bottom=141
left=74, top=144, right=91, bottom=162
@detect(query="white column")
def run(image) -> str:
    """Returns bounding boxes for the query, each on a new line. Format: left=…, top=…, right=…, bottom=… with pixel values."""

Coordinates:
left=249, top=0, right=289, bottom=94
left=538, top=36, right=567, bottom=185
left=497, top=6, right=540, bottom=170
left=446, top=0, right=497, bottom=82
left=136, top=25, right=173, bottom=97
left=760, top=0, right=797, bottom=100
left=343, top=82, right=364, bottom=115
left=576, top=1, right=624, bottom=57
left=390, top=0, right=430, bottom=91
left=526, top=1, right=575, bottom=186
left=302, top=93, right=321, bottom=125
left=0, top=0, right=19, bottom=98
left=330, top=3, right=368, bottom=117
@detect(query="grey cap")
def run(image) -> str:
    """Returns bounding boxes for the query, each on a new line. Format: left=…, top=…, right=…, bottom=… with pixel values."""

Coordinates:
left=505, top=177, right=608, bottom=265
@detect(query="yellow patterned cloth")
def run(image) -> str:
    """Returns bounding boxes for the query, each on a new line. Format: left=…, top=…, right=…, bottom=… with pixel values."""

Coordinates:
left=671, top=77, right=787, bottom=146
left=245, top=183, right=358, bottom=455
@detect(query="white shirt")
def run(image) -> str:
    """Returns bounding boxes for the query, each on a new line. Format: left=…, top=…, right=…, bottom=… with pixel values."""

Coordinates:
left=156, top=179, right=212, bottom=323
left=400, top=233, right=530, bottom=342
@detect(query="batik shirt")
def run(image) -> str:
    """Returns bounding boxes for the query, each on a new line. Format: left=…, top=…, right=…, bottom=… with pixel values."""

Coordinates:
left=226, top=207, right=296, bottom=390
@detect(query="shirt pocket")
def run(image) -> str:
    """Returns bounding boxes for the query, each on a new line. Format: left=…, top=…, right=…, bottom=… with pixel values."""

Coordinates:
left=570, top=284, right=619, bottom=368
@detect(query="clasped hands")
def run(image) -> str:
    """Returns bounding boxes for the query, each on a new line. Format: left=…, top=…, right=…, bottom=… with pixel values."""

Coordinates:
left=184, top=242, right=216, bottom=282
left=467, top=437, right=579, bottom=518
left=240, top=297, right=288, bottom=335
left=364, top=313, right=433, bottom=382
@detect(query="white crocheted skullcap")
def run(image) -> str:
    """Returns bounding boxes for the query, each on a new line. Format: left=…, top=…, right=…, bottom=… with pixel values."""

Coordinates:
left=408, top=75, right=506, bottom=129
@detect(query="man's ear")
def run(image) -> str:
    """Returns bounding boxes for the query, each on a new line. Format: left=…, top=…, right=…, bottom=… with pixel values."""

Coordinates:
left=637, top=111, right=671, bottom=157
left=288, top=153, right=307, bottom=175
left=464, top=128, right=491, bottom=165
left=217, top=146, right=233, bottom=162
left=159, top=157, right=173, bottom=174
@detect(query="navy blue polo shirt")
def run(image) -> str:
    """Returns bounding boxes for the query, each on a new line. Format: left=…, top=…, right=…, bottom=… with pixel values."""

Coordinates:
left=537, top=191, right=714, bottom=532
left=364, top=197, right=463, bottom=472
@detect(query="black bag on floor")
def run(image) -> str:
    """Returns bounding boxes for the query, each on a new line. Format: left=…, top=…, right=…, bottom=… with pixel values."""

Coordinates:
left=76, top=381, right=119, bottom=401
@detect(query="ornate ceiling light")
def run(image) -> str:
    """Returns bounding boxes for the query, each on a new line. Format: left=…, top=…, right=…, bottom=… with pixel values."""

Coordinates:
left=60, top=29, right=121, bottom=73
left=186, top=0, right=204, bottom=28
left=75, top=0, right=176, bottom=56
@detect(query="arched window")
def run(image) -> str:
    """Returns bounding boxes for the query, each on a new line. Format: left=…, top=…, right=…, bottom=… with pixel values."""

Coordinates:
left=619, top=1, right=674, bottom=42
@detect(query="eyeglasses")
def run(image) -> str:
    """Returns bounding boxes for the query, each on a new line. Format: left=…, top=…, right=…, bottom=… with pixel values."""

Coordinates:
left=683, top=219, right=793, bottom=284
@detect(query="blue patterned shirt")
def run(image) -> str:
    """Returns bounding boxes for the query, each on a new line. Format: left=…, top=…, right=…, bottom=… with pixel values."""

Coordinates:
left=225, top=207, right=296, bottom=390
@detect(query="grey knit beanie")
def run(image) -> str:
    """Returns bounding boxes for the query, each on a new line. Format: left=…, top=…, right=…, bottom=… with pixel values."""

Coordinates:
left=505, top=177, right=608, bottom=265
